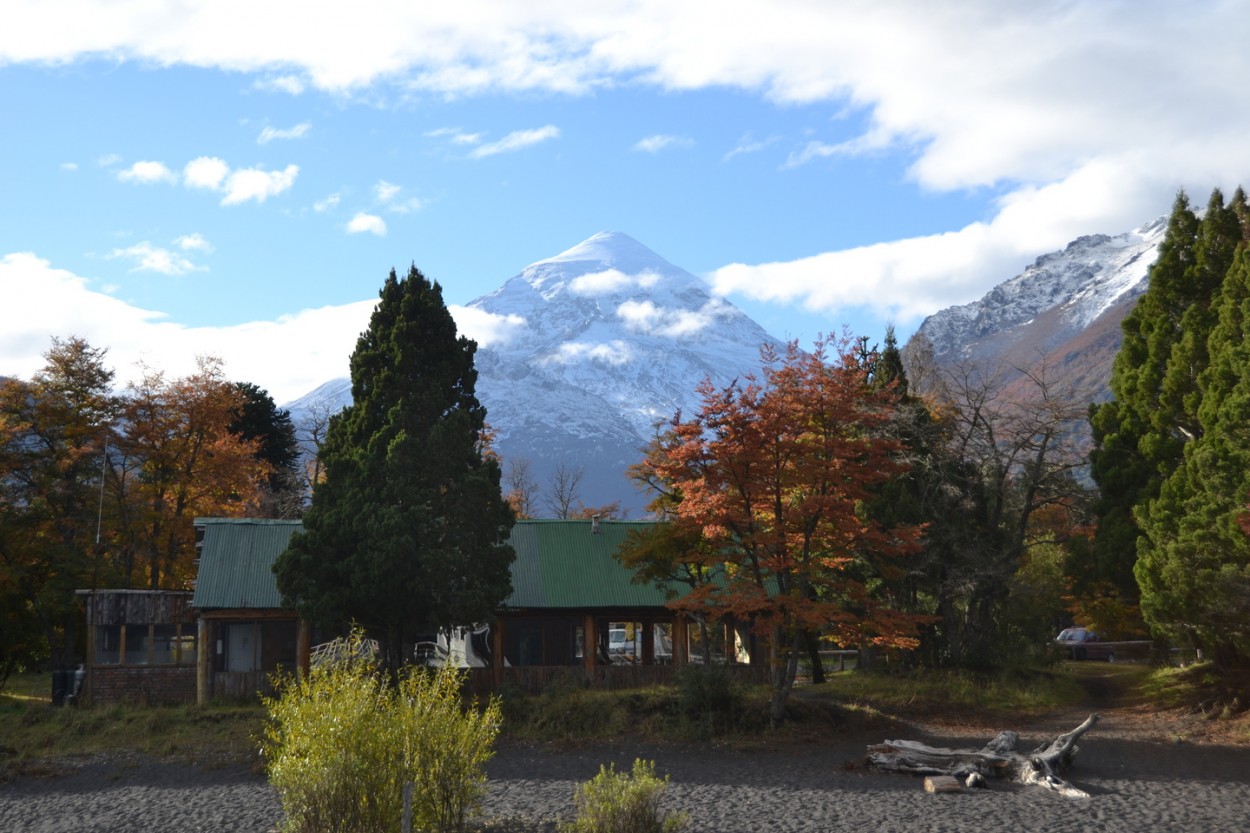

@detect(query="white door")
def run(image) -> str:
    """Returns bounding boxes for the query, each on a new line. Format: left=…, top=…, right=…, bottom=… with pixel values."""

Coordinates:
left=227, top=623, right=259, bottom=672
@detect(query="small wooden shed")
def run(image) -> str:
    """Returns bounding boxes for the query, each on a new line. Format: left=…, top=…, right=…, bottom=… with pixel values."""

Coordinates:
left=75, top=589, right=198, bottom=705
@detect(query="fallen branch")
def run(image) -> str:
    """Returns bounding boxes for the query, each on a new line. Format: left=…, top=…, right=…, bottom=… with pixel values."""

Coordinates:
left=867, top=713, right=1099, bottom=798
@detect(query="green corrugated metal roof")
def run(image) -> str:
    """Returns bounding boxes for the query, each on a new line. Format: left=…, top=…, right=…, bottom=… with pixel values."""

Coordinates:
left=504, top=519, right=679, bottom=609
left=192, top=518, right=303, bottom=609
left=190, top=517, right=682, bottom=612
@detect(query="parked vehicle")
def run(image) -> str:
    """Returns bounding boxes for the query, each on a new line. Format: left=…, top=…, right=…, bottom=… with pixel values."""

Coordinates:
left=1055, top=627, right=1117, bottom=662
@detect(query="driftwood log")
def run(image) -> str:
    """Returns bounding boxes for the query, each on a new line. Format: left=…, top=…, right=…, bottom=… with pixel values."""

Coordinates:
left=867, top=713, right=1100, bottom=798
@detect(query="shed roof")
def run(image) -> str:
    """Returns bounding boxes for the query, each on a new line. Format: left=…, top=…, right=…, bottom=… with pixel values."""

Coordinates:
left=192, top=518, right=302, bottom=610
left=190, top=517, right=682, bottom=613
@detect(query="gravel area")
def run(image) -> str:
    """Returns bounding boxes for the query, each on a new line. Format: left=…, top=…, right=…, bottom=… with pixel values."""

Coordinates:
left=4, top=686, right=1249, bottom=833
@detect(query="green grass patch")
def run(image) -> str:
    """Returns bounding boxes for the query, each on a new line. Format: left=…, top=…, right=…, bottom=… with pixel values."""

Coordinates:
left=1137, top=662, right=1250, bottom=717
left=0, top=679, right=265, bottom=772
left=0, top=661, right=1182, bottom=774
left=793, top=665, right=1086, bottom=721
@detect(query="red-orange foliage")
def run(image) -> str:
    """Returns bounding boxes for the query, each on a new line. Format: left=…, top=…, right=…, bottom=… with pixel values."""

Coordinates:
left=636, top=339, right=924, bottom=662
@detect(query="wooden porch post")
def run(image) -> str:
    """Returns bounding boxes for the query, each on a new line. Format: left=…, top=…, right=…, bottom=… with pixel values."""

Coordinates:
left=491, top=619, right=505, bottom=689
left=641, top=619, right=655, bottom=664
left=583, top=614, right=597, bottom=674
left=296, top=619, right=311, bottom=678
left=196, top=617, right=211, bottom=705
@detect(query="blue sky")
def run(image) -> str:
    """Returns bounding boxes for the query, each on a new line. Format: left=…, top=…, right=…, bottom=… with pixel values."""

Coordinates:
left=3, top=1, right=1249, bottom=404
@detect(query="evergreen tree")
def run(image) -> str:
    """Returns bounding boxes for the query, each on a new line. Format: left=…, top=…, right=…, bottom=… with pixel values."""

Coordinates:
left=1088, top=192, right=1202, bottom=595
left=274, top=265, right=514, bottom=671
left=230, top=382, right=302, bottom=518
left=1135, top=243, right=1250, bottom=665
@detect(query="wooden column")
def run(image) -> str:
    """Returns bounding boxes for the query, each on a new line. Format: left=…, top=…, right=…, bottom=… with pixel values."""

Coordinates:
left=583, top=614, right=597, bottom=673
left=296, top=619, right=312, bottom=678
left=196, top=618, right=211, bottom=706
left=641, top=620, right=655, bottom=665
left=491, top=619, right=505, bottom=689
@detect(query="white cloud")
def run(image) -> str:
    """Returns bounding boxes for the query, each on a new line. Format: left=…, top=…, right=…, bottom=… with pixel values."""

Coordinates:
left=711, top=154, right=1177, bottom=326
left=253, top=75, right=306, bottom=95
left=566, top=268, right=664, bottom=297
left=617, top=299, right=725, bottom=338
left=117, top=161, right=177, bottom=184
left=723, top=134, right=780, bottom=162
left=314, top=192, right=341, bottom=212
left=633, top=134, right=693, bottom=154
left=257, top=122, right=311, bottom=144
left=0, top=253, right=536, bottom=405
left=6, top=3, right=1250, bottom=335
left=470, top=126, right=560, bottom=158
left=569, top=269, right=632, bottom=295
left=60, top=162, right=78, bottom=171
left=0, top=251, right=372, bottom=403
left=374, top=180, right=402, bottom=203
left=183, top=156, right=230, bottom=190
left=347, top=212, right=387, bottom=236
left=426, top=127, right=484, bottom=146
left=105, top=242, right=204, bottom=276
left=96, top=154, right=122, bottom=168
left=371, top=178, right=422, bottom=213
left=175, top=233, right=213, bottom=253
left=542, top=340, right=634, bottom=366
left=221, top=164, right=299, bottom=205
left=182, top=157, right=297, bottom=204
left=447, top=306, right=527, bottom=347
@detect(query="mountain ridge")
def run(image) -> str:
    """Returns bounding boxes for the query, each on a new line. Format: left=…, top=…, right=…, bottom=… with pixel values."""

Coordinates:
left=287, top=223, right=1165, bottom=513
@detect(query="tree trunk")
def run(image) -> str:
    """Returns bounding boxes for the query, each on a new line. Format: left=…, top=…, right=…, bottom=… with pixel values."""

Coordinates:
left=768, top=645, right=799, bottom=727
left=867, top=713, right=1100, bottom=798
left=803, top=630, right=826, bottom=684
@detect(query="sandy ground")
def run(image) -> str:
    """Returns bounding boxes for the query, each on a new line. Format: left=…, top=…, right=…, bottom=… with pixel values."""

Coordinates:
left=4, top=679, right=1250, bottom=833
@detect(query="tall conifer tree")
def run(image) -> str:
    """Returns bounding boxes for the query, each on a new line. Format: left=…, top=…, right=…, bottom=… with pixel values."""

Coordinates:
left=275, top=266, right=514, bottom=670
left=1136, top=241, right=1250, bottom=665
left=1088, top=192, right=1201, bottom=595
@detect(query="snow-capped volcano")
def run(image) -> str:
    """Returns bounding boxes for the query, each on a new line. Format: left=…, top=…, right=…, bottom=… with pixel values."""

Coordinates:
left=287, top=232, right=783, bottom=515
left=472, top=232, right=778, bottom=437
left=470, top=232, right=781, bottom=513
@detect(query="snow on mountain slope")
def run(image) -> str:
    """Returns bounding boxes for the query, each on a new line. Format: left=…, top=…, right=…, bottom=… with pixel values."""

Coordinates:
left=286, top=232, right=783, bottom=515
left=917, top=217, right=1166, bottom=369
left=907, top=217, right=1167, bottom=476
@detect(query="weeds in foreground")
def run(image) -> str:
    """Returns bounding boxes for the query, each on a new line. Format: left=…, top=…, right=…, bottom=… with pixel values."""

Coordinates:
left=262, top=631, right=501, bottom=833
left=560, top=759, right=687, bottom=833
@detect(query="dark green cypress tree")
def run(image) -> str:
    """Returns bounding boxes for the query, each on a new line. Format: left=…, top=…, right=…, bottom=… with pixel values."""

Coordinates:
left=1088, top=192, right=1201, bottom=595
left=275, top=265, right=515, bottom=670
left=230, top=382, right=302, bottom=518
left=1136, top=243, right=1250, bottom=665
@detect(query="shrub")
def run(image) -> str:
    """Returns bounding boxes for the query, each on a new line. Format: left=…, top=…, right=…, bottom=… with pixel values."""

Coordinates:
left=262, top=631, right=501, bottom=833
left=561, top=758, right=687, bottom=833
left=676, top=665, right=735, bottom=719
left=395, top=667, right=502, bottom=832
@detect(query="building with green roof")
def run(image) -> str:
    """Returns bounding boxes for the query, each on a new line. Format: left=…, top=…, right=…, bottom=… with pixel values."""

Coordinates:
left=79, top=516, right=763, bottom=704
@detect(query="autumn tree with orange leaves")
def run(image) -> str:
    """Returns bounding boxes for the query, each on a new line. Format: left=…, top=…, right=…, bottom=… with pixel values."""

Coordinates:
left=106, top=357, right=272, bottom=590
left=633, top=339, right=924, bottom=723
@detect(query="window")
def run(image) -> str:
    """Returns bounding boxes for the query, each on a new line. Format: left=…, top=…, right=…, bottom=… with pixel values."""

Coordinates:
left=152, top=625, right=196, bottom=665
left=95, top=625, right=122, bottom=665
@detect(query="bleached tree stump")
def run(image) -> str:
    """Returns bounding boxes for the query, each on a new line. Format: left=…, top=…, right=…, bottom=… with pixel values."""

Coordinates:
left=867, top=713, right=1099, bottom=798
